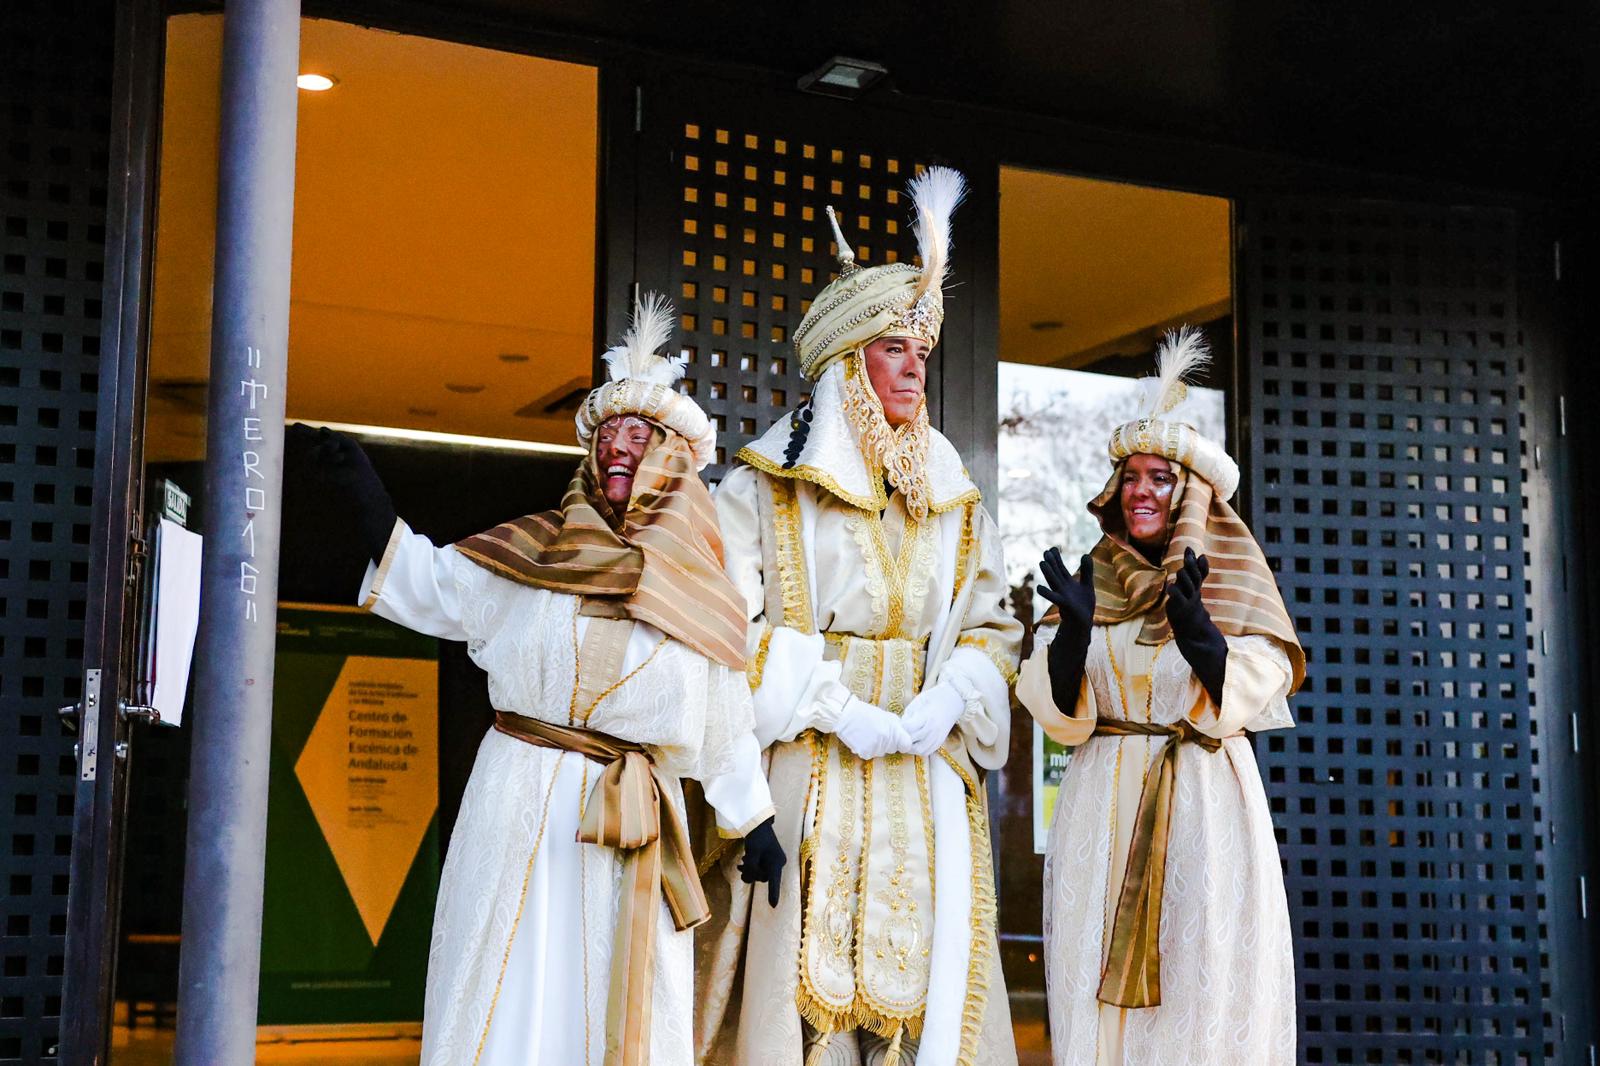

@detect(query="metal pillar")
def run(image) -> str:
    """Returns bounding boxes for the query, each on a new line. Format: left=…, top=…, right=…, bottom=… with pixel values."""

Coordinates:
left=173, top=2, right=301, bottom=1062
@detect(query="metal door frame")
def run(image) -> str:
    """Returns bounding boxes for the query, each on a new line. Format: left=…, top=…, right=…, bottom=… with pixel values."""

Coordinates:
left=1516, top=207, right=1599, bottom=1062
left=58, top=0, right=165, bottom=1062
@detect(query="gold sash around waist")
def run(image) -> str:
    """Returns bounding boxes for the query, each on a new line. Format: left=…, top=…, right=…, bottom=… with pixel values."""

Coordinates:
left=1091, top=718, right=1241, bottom=1010
left=822, top=631, right=929, bottom=699
left=493, top=711, right=710, bottom=1066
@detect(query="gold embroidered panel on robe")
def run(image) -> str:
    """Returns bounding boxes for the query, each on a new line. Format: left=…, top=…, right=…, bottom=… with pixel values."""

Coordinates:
left=799, top=508, right=942, bottom=1038
left=802, top=635, right=936, bottom=1036
left=696, top=464, right=1021, bottom=1066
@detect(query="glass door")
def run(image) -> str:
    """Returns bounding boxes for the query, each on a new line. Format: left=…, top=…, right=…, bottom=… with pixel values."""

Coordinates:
left=991, top=165, right=1232, bottom=1062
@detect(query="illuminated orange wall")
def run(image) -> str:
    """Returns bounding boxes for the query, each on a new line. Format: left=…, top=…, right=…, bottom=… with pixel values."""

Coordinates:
left=999, top=167, right=1230, bottom=367
left=149, top=16, right=599, bottom=461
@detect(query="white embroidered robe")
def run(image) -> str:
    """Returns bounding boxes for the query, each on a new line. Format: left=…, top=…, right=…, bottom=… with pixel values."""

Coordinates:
left=361, top=523, right=774, bottom=1066
left=1017, top=620, right=1296, bottom=1066
left=699, top=465, right=1021, bottom=1066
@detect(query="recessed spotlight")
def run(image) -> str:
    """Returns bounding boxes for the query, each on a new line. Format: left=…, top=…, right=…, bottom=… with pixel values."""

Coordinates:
left=297, top=73, right=337, bottom=92
left=1029, top=320, right=1064, bottom=332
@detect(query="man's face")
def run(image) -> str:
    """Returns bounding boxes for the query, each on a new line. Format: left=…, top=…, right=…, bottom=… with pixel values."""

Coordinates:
left=594, top=415, right=654, bottom=508
left=1119, top=453, right=1178, bottom=553
left=863, top=335, right=932, bottom=427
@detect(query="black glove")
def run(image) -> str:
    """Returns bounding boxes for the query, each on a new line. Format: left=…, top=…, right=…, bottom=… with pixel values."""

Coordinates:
left=738, top=816, right=786, bottom=908
left=1164, top=547, right=1228, bottom=705
left=286, top=424, right=396, bottom=562
left=1039, top=548, right=1095, bottom=712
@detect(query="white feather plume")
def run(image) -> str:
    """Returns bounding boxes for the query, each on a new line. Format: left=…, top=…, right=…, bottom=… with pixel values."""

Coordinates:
left=1140, top=325, right=1211, bottom=416
left=907, top=166, right=967, bottom=306
left=601, top=291, right=684, bottom=386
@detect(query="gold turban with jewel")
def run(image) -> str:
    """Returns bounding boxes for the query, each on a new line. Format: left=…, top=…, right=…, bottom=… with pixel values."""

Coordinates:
left=791, top=166, right=966, bottom=381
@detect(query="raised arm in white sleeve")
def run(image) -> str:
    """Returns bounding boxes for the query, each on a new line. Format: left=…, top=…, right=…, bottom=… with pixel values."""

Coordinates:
left=1189, top=633, right=1296, bottom=739
left=357, top=520, right=469, bottom=641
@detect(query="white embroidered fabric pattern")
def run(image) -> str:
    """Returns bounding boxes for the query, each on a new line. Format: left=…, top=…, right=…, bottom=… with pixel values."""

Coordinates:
left=1042, top=630, right=1296, bottom=1065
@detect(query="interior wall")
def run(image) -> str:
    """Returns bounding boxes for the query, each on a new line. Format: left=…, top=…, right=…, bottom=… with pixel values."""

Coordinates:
left=997, top=168, right=1230, bottom=368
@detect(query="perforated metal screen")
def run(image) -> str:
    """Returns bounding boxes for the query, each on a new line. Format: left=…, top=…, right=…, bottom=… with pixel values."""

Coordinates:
left=1241, top=200, right=1542, bottom=1064
left=0, top=1, right=112, bottom=1061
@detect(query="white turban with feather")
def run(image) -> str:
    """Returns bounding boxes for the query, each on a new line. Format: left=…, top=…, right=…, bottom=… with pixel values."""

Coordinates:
left=575, top=293, right=717, bottom=469
left=1106, top=326, right=1240, bottom=500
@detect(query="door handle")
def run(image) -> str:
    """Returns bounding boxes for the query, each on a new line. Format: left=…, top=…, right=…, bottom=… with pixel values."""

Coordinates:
left=62, top=671, right=161, bottom=780
left=119, top=701, right=161, bottom=726
left=59, top=696, right=160, bottom=731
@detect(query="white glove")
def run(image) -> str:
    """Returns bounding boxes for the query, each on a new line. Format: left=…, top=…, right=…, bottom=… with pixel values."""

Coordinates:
left=899, top=682, right=968, bottom=757
left=833, top=697, right=913, bottom=760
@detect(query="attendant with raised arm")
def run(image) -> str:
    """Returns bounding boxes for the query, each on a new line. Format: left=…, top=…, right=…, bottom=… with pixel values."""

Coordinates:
left=291, top=295, right=784, bottom=1066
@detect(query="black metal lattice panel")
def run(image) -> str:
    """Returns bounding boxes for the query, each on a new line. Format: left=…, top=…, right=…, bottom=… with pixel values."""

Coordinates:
left=634, top=80, right=978, bottom=480
left=0, top=1, right=112, bottom=1061
left=1243, top=200, right=1539, bottom=1064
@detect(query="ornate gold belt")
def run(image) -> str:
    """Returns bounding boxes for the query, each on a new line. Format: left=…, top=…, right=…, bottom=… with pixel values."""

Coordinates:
left=822, top=631, right=929, bottom=713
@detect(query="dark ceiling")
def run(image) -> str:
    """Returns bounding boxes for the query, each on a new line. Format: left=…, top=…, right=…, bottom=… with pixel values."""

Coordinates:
left=324, top=0, right=1598, bottom=199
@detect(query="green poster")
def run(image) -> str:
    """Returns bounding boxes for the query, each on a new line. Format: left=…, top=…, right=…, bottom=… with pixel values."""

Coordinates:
left=1033, top=725, right=1072, bottom=854
left=259, top=604, right=441, bottom=1026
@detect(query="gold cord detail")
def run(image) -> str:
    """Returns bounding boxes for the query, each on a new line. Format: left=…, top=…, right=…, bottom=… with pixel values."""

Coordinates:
left=749, top=624, right=776, bottom=690
left=472, top=754, right=564, bottom=1065
left=567, top=605, right=667, bottom=724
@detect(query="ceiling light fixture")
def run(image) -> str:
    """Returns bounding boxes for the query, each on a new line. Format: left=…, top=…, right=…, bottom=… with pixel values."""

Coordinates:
left=797, top=56, right=889, bottom=99
left=296, top=73, right=337, bottom=92
left=290, top=419, right=586, bottom=457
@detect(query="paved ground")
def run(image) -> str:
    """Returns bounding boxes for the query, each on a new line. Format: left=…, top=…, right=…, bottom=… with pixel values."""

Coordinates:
left=111, top=1014, right=1054, bottom=1064
left=112, top=1023, right=423, bottom=1065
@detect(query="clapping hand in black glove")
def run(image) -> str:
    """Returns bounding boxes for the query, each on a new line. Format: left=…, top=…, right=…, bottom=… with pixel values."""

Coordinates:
left=285, top=424, right=397, bottom=561
left=738, top=816, right=786, bottom=907
left=1164, top=547, right=1228, bottom=705
left=1039, top=547, right=1096, bottom=711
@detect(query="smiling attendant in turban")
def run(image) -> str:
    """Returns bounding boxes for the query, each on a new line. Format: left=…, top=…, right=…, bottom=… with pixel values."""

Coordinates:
left=290, top=295, right=784, bottom=1066
left=1016, top=328, right=1304, bottom=1066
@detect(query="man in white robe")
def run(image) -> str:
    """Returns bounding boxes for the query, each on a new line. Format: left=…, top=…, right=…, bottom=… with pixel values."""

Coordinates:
left=292, top=295, right=785, bottom=1066
left=695, top=169, right=1022, bottom=1066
